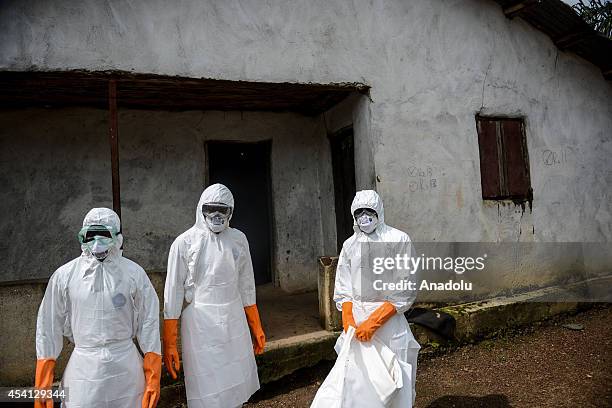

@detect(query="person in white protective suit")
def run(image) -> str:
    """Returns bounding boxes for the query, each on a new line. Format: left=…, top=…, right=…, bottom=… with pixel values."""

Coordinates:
left=34, top=207, right=162, bottom=408
left=332, top=190, right=420, bottom=407
left=163, top=183, right=266, bottom=408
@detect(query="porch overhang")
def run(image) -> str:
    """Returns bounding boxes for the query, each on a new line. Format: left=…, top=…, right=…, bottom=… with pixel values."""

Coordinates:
left=0, top=70, right=369, bottom=115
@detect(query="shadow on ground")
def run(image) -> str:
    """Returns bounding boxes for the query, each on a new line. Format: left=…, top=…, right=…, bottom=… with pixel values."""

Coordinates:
left=248, top=360, right=334, bottom=403
left=426, top=394, right=511, bottom=407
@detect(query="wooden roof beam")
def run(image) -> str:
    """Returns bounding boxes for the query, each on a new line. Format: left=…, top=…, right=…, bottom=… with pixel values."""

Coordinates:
left=554, top=30, right=593, bottom=50
left=503, top=0, right=540, bottom=19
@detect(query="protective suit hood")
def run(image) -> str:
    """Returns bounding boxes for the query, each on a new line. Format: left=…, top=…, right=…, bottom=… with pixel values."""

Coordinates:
left=195, top=183, right=235, bottom=231
left=350, top=190, right=385, bottom=233
left=81, top=207, right=123, bottom=259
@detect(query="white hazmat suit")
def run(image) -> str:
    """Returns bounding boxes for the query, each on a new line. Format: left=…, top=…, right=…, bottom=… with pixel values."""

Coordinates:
left=164, top=184, right=260, bottom=408
left=35, top=208, right=161, bottom=408
left=332, top=190, right=420, bottom=407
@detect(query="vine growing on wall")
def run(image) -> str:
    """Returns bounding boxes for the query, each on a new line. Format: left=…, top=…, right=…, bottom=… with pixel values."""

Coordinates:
left=572, top=0, right=612, bottom=38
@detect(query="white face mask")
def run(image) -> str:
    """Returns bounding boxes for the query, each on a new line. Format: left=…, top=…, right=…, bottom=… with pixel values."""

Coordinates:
left=90, top=237, right=112, bottom=261
left=357, top=213, right=378, bottom=234
left=205, top=213, right=229, bottom=233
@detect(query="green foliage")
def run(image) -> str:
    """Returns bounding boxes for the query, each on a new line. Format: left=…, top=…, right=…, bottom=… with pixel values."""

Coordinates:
left=573, top=0, right=612, bottom=38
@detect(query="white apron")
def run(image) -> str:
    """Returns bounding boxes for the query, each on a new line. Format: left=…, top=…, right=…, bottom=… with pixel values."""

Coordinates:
left=181, top=234, right=259, bottom=408
left=61, top=340, right=145, bottom=407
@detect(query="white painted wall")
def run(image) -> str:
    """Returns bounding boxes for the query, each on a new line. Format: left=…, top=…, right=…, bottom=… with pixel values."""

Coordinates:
left=1, top=0, right=611, bottom=293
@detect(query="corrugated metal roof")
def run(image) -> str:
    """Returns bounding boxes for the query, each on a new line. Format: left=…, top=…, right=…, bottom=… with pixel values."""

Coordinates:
left=493, top=0, right=612, bottom=80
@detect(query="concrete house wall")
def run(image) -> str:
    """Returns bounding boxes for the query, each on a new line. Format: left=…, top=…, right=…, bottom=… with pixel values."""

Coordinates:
left=1, top=0, right=611, bottom=290
left=0, top=108, right=343, bottom=292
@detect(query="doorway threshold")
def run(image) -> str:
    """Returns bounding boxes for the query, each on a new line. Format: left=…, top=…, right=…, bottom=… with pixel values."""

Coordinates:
left=255, top=284, right=340, bottom=383
left=257, top=283, right=323, bottom=342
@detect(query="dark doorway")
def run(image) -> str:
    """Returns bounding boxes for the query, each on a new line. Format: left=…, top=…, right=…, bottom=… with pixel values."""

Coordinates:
left=330, top=127, right=357, bottom=253
left=207, top=141, right=273, bottom=285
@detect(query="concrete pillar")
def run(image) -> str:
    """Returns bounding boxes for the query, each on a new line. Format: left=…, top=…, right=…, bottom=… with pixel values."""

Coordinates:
left=318, top=256, right=342, bottom=331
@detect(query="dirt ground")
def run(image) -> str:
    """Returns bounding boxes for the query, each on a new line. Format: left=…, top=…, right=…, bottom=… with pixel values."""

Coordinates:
left=243, top=305, right=611, bottom=408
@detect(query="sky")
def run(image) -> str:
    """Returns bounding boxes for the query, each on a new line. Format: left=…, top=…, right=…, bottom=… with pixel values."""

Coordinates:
left=563, top=0, right=612, bottom=5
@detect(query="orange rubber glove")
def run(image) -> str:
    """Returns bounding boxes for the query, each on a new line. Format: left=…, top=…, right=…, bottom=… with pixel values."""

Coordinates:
left=244, top=304, right=266, bottom=355
left=142, top=352, right=162, bottom=408
left=162, top=319, right=180, bottom=379
left=355, top=301, right=397, bottom=342
left=34, top=358, right=55, bottom=408
left=342, top=301, right=357, bottom=333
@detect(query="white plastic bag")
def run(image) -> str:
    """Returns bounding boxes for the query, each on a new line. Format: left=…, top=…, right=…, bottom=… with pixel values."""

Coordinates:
left=311, top=327, right=411, bottom=408
left=310, top=327, right=356, bottom=408
left=361, top=335, right=403, bottom=405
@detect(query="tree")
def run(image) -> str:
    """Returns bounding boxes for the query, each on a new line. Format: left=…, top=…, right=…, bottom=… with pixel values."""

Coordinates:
left=572, top=0, right=612, bottom=38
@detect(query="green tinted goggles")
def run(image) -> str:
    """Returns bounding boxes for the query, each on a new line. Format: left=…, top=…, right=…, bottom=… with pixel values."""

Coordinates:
left=77, top=224, right=118, bottom=245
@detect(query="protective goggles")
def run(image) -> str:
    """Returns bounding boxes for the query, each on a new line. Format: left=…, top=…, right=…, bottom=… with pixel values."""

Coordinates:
left=353, top=208, right=377, bottom=219
left=77, top=224, right=118, bottom=245
left=202, top=203, right=232, bottom=217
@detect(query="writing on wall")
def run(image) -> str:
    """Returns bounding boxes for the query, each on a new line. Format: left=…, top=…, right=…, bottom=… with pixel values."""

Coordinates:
left=407, top=166, right=438, bottom=193
left=542, top=147, right=573, bottom=167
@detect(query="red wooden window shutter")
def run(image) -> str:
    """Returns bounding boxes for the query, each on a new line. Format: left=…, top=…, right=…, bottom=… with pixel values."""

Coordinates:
left=501, top=119, right=531, bottom=198
left=477, top=117, right=502, bottom=199
left=476, top=116, right=531, bottom=200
